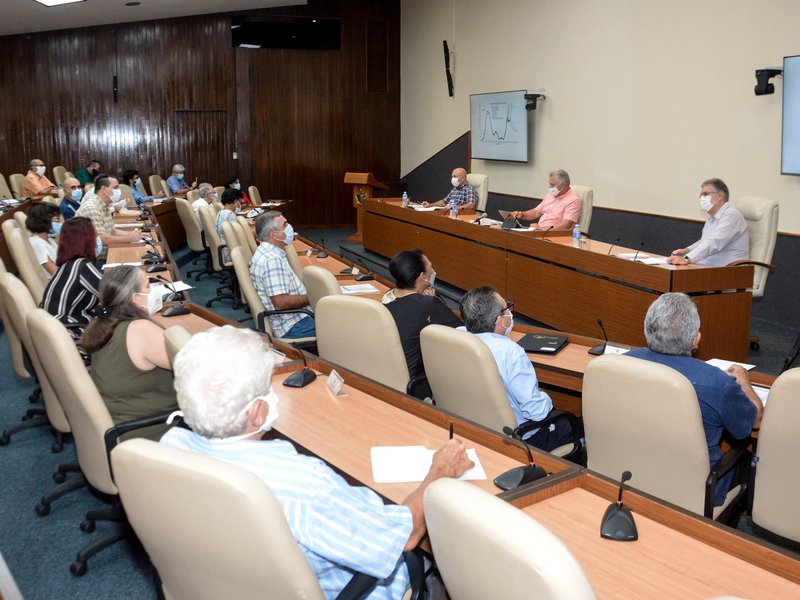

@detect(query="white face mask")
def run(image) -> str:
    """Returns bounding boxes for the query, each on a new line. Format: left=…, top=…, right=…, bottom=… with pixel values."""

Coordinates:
left=136, top=286, right=163, bottom=316
left=232, top=182, right=241, bottom=190
left=451, top=176, right=460, bottom=187
left=428, top=271, right=437, bottom=287
left=36, top=166, right=46, bottom=176
left=212, top=390, right=281, bottom=442
left=699, top=194, right=714, bottom=213
left=111, top=188, right=122, bottom=202
left=282, top=223, right=295, bottom=245
left=547, top=186, right=560, bottom=197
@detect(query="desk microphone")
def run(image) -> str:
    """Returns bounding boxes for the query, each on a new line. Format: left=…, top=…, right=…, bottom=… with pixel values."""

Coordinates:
left=155, top=275, right=186, bottom=303
left=493, top=427, right=547, bottom=490
left=607, top=238, right=621, bottom=256
left=283, top=348, right=317, bottom=388
left=600, top=470, right=638, bottom=541
left=588, top=319, right=608, bottom=356
left=539, top=225, right=553, bottom=242
left=632, top=242, right=645, bottom=263
left=317, top=237, right=328, bottom=259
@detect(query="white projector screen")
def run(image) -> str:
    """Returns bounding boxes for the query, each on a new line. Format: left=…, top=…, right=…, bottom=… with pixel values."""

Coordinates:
left=470, top=90, right=529, bottom=162
left=782, top=55, right=800, bottom=175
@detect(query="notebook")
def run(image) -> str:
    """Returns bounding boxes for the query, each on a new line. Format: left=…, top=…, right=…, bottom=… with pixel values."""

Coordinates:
left=516, top=333, right=569, bottom=355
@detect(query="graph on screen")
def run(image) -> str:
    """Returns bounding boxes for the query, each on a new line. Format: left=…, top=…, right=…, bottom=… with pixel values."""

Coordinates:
left=470, top=90, right=528, bottom=162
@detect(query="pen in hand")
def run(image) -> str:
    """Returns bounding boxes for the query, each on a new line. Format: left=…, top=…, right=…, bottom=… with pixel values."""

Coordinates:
left=449, top=422, right=454, bottom=440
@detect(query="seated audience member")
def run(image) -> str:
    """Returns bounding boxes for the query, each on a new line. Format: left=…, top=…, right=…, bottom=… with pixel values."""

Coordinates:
left=26, top=202, right=61, bottom=278
left=421, top=167, right=476, bottom=212
left=460, top=286, right=576, bottom=451
left=626, top=292, right=762, bottom=506
left=161, top=325, right=474, bottom=598
left=384, top=249, right=462, bottom=399
left=250, top=211, right=315, bottom=339
left=21, top=159, right=58, bottom=200
left=216, top=188, right=243, bottom=263
left=81, top=265, right=177, bottom=440
left=40, top=217, right=102, bottom=351
left=75, top=175, right=142, bottom=248
left=121, top=169, right=165, bottom=207
left=510, top=169, right=581, bottom=230
left=74, top=159, right=103, bottom=187
left=224, top=175, right=251, bottom=205
left=667, top=178, right=748, bottom=266
left=193, top=182, right=216, bottom=219
left=166, top=164, right=198, bottom=198
left=59, top=177, right=84, bottom=220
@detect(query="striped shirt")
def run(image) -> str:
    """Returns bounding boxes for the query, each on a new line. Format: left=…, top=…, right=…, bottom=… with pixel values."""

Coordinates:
left=160, top=428, right=412, bottom=599
left=40, top=258, right=102, bottom=345
left=249, top=242, right=309, bottom=337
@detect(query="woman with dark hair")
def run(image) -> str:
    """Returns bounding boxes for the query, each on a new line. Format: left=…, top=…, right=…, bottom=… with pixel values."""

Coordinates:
left=40, top=217, right=103, bottom=349
left=81, top=265, right=177, bottom=440
left=26, top=202, right=61, bottom=278
left=224, top=175, right=251, bottom=205
left=384, top=248, right=462, bottom=400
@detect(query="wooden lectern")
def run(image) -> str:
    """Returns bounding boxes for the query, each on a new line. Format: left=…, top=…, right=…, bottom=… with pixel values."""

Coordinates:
left=344, top=172, right=388, bottom=243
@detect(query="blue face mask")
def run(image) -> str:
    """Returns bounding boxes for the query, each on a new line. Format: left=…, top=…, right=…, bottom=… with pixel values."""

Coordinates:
left=95, top=236, right=103, bottom=257
left=134, top=177, right=141, bottom=187
left=49, top=221, right=62, bottom=238
left=71, top=188, right=83, bottom=202
left=232, top=182, right=241, bottom=190
left=283, top=223, right=295, bottom=245
left=234, top=206, right=241, bottom=215
left=176, top=173, right=184, bottom=180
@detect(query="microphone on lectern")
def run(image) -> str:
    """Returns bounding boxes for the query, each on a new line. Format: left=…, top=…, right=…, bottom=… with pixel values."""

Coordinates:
left=493, top=427, right=547, bottom=490
left=607, top=238, right=621, bottom=256
left=632, top=242, right=645, bottom=262
left=588, top=319, right=608, bottom=356
left=600, top=470, right=638, bottom=541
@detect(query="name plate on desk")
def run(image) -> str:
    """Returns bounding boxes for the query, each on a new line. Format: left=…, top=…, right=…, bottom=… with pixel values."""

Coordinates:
left=326, top=369, right=345, bottom=396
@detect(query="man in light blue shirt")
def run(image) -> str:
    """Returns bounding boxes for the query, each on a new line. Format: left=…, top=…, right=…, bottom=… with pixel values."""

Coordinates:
left=162, top=326, right=473, bottom=599
left=166, top=163, right=198, bottom=198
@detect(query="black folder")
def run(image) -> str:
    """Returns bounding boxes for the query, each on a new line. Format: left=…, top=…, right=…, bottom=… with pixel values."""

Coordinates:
left=517, top=333, right=569, bottom=355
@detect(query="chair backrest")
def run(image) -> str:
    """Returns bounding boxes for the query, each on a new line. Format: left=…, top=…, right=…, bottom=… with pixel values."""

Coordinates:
left=303, top=266, right=342, bottom=311
left=231, top=246, right=270, bottom=335
left=284, top=243, right=304, bottom=279
left=186, top=189, right=200, bottom=202
left=0, top=274, right=70, bottom=433
left=111, top=439, right=327, bottom=600
left=118, top=183, right=134, bottom=203
left=236, top=215, right=257, bottom=255
left=175, top=198, right=205, bottom=252
left=583, top=354, right=710, bottom=514
left=233, top=221, right=254, bottom=262
left=421, top=325, right=517, bottom=431
left=248, top=185, right=263, bottom=206
left=83, top=182, right=94, bottom=194
left=13, top=211, right=27, bottom=230
left=9, top=174, right=25, bottom=199
left=751, top=367, right=800, bottom=543
left=198, top=206, right=225, bottom=271
left=316, top=295, right=410, bottom=393
left=571, top=185, right=594, bottom=233
left=222, top=220, right=245, bottom=255
left=41, top=195, right=60, bottom=207
left=424, top=478, right=596, bottom=600
left=164, top=325, right=193, bottom=367
left=210, top=201, right=223, bottom=216
left=729, top=195, right=779, bottom=298
left=0, top=258, right=29, bottom=379
left=52, top=165, right=68, bottom=186
left=214, top=186, right=225, bottom=199
left=27, top=309, right=118, bottom=495
left=160, top=177, right=171, bottom=197
left=466, top=173, right=489, bottom=212
left=5, top=226, right=46, bottom=304
left=0, top=173, right=14, bottom=199
left=148, top=175, right=163, bottom=199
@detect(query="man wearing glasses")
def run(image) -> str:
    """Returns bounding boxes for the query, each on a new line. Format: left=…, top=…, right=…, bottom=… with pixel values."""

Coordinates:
left=459, top=286, right=575, bottom=451
left=667, top=178, right=748, bottom=266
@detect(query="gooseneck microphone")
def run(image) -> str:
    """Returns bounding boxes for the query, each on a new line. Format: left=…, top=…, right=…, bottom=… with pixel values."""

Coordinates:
left=600, top=470, right=638, bottom=541
left=493, top=427, right=547, bottom=490
left=607, top=238, right=621, bottom=256
left=588, top=319, right=608, bottom=356
left=282, top=348, right=317, bottom=388
left=155, top=274, right=185, bottom=302
left=632, top=242, right=645, bottom=262
left=317, top=237, right=328, bottom=259
left=539, top=225, right=554, bottom=242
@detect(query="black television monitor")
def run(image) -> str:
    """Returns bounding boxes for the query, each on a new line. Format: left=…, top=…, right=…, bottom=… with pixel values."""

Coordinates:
left=782, top=54, right=800, bottom=174
left=470, top=90, right=529, bottom=162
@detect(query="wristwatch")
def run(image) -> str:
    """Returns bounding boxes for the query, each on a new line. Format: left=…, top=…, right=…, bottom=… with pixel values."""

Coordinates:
left=684, top=256, right=691, bottom=264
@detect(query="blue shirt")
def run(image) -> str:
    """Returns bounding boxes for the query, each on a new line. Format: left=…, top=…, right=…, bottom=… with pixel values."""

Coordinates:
left=60, top=196, right=80, bottom=220
left=475, top=332, right=553, bottom=438
left=444, top=183, right=477, bottom=208
left=131, top=186, right=153, bottom=207
left=160, top=428, right=412, bottom=599
left=627, top=347, right=757, bottom=506
left=166, top=174, right=189, bottom=194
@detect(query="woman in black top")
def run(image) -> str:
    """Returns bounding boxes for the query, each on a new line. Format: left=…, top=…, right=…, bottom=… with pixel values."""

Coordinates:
left=384, top=248, right=462, bottom=400
left=40, top=217, right=102, bottom=351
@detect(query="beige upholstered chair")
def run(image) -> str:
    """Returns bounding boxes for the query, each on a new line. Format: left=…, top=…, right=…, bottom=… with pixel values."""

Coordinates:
left=0, top=258, right=28, bottom=379
left=237, top=215, right=257, bottom=255
left=210, top=201, right=223, bottom=216
left=117, top=184, right=135, bottom=205
left=148, top=175, right=163, bottom=199
left=4, top=225, right=46, bottom=304
left=284, top=243, right=304, bottom=279
left=0, top=173, right=15, bottom=199
left=420, top=325, right=581, bottom=459
left=175, top=198, right=211, bottom=279
left=248, top=184, right=263, bottom=206
left=222, top=221, right=247, bottom=306
left=466, top=173, right=489, bottom=212
left=8, top=174, right=25, bottom=199
left=751, top=368, right=800, bottom=547
left=582, top=354, right=748, bottom=522
left=728, top=196, right=779, bottom=298
left=303, top=266, right=342, bottom=311
left=186, top=189, right=200, bottom=202
left=214, top=185, right=225, bottom=199
left=52, top=166, right=68, bottom=186
left=135, top=177, right=148, bottom=197
left=198, top=206, right=231, bottom=273
left=424, top=478, right=596, bottom=600
left=570, top=185, right=594, bottom=233
left=83, top=182, right=94, bottom=194
left=13, top=211, right=27, bottom=230
left=164, top=325, right=193, bottom=367
left=316, top=295, right=410, bottom=393
left=111, top=438, right=329, bottom=600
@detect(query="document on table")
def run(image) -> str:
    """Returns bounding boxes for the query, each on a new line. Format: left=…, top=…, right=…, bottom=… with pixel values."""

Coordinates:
left=411, top=206, right=446, bottom=211
left=156, top=280, right=192, bottom=292
left=752, top=385, right=770, bottom=406
left=102, top=262, right=143, bottom=269
left=510, top=226, right=537, bottom=232
left=615, top=253, right=666, bottom=264
left=706, top=358, right=756, bottom=371
left=115, top=222, right=143, bottom=228
left=340, top=284, right=379, bottom=295
left=371, top=446, right=487, bottom=483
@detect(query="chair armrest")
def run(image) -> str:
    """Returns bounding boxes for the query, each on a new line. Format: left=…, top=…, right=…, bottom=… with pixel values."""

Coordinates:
left=104, top=411, right=175, bottom=474
left=514, top=409, right=583, bottom=458
left=703, top=442, right=752, bottom=518
left=726, top=259, right=774, bottom=270
left=256, top=308, right=314, bottom=336
left=406, top=374, right=429, bottom=398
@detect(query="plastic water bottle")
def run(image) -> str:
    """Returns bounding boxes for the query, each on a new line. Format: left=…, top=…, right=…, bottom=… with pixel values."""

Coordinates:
left=402, top=192, right=409, bottom=208
left=572, top=223, right=581, bottom=247
left=449, top=203, right=458, bottom=219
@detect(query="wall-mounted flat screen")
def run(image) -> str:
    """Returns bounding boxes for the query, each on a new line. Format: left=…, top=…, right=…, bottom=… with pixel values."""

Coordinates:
left=470, top=90, right=529, bottom=162
left=782, top=55, right=800, bottom=174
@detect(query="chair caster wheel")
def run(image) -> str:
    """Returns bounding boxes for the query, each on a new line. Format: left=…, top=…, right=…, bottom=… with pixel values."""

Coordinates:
left=51, top=441, right=64, bottom=454
left=36, top=502, right=51, bottom=516
left=70, top=561, right=87, bottom=576
left=53, top=471, right=66, bottom=483
left=80, top=520, right=95, bottom=533
left=205, top=301, right=213, bottom=307
left=749, top=341, right=759, bottom=351
left=0, top=434, right=9, bottom=446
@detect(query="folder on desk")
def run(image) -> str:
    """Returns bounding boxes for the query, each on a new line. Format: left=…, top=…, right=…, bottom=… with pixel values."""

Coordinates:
left=517, top=333, right=569, bottom=355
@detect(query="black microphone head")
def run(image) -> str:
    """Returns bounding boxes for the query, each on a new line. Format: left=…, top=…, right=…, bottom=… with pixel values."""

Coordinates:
left=596, top=318, right=603, bottom=327
left=502, top=426, right=515, bottom=437
left=621, top=470, right=632, bottom=483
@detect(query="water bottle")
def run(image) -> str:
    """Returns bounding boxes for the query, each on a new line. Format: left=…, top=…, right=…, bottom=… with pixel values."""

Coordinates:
left=572, top=223, right=581, bottom=247
left=449, top=203, right=458, bottom=219
left=402, top=192, right=409, bottom=208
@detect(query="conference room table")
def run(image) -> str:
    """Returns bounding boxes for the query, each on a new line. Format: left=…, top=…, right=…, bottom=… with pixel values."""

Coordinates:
left=363, top=199, right=755, bottom=362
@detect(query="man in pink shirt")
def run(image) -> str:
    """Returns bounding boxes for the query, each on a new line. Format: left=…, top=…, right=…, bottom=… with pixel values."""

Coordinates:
left=511, top=169, right=581, bottom=230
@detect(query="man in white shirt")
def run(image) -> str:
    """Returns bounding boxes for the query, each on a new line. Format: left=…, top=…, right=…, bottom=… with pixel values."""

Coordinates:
left=668, top=178, right=748, bottom=266
left=192, top=183, right=216, bottom=220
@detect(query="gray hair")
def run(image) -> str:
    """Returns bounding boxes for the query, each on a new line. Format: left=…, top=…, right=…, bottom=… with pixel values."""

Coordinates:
left=80, top=265, right=144, bottom=354
left=172, top=164, right=185, bottom=173
left=460, top=286, right=504, bottom=334
left=198, top=183, right=214, bottom=199
left=255, top=211, right=283, bottom=243
left=549, top=169, right=570, bottom=187
left=701, top=178, right=729, bottom=202
left=643, top=293, right=700, bottom=355
left=173, top=326, right=275, bottom=439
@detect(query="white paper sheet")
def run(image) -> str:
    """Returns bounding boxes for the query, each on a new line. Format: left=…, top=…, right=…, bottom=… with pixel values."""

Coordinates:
left=706, top=358, right=756, bottom=371
left=411, top=206, right=446, bottom=212
left=752, top=385, right=770, bottom=407
left=341, top=284, right=379, bottom=295
left=370, top=446, right=487, bottom=483
left=102, top=262, right=143, bottom=269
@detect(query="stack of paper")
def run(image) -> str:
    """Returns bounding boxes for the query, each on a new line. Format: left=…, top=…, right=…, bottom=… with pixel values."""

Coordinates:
left=370, top=446, right=486, bottom=483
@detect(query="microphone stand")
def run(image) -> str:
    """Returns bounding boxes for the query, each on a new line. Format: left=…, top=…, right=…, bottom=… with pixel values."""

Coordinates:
left=282, top=348, right=317, bottom=388
left=493, top=427, right=547, bottom=490
left=588, top=319, right=608, bottom=356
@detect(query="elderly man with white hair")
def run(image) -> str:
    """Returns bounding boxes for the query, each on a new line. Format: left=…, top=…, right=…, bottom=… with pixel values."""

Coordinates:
left=192, top=182, right=216, bottom=219
left=161, top=326, right=473, bottom=599
left=166, top=163, right=198, bottom=198
left=510, top=168, right=581, bottom=230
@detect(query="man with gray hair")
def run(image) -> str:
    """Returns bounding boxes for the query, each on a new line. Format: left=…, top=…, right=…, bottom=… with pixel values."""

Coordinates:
left=627, top=292, right=762, bottom=506
left=668, top=178, right=748, bottom=266
left=161, top=325, right=473, bottom=598
left=192, top=182, right=216, bottom=220
left=510, top=168, right=581, bottom=230
left=166, top=163, right=198, bottom=198
left=250, top=211, right=315, bottom=338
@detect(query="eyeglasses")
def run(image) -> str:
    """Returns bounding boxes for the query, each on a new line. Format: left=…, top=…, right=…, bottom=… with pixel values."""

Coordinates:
left=499, top=301, right=514, bottom=317
left=699, top=190, right=718, bottom=197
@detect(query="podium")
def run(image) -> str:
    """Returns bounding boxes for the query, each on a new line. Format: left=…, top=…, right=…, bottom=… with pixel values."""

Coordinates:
left=344, top=172, right=388, bottom=243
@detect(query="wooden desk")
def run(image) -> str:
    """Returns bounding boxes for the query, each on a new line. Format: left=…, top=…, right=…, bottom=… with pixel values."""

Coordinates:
left=504, top=471, right=800, bottom=597
left=363, top=199, right=754, bottom=361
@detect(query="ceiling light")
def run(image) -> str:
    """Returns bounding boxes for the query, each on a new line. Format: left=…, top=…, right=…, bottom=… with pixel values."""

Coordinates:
left=34, top=0, right=86, bottom=6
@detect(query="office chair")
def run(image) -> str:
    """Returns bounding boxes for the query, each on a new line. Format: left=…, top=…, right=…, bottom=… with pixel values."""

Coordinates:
left=570, top=185, right=594, bottom=234
left=248, top=184, right=263, bottom=206
left=420, top=325, right=583, bottom=461
left=186, top=189, right=200, bottom=202
left=236, top=215, right=258, bottom=255
left=0, top=257, right=30, bottom=379
left=197, top=206, right=236, bottom=308
left=175, top=198, right=212, bottom=280
left=12, top=211, right=27, bottom=231
left=8, top=173, right=25, bottom=199
left=284, top=243, right=305, bottom=279
left=52, top=166, right=68, bottom=186
left=424, top=478, right=596, bottom=600
left=582, top=354, right=750, bottom=523
left=4, top=224, right=46, bottom=306
left=466, top=173, right=488, bottom=212
left=303, top=265, right=342, bottom=311
left=148, top=175, right=163, bottom=199
left=164, top=325, right=192, bottom=367
left=0, top=173, right=13, bottom=199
